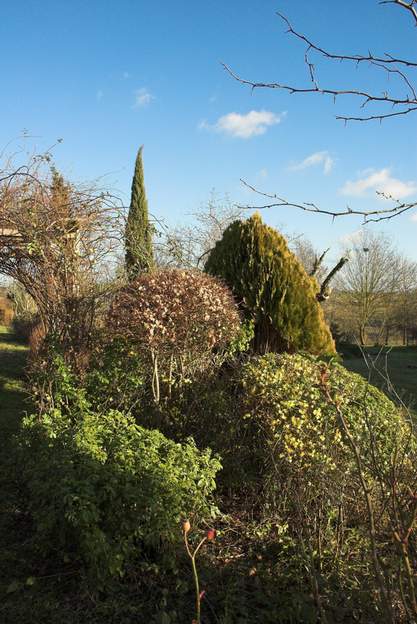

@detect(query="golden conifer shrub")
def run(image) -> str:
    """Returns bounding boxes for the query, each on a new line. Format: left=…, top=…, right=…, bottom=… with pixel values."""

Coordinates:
left=205, top=213, right=335, bottom=355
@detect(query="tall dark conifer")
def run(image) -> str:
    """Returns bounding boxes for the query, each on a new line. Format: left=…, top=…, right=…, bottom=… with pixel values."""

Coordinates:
left=125, top=146, right=154, bottom=280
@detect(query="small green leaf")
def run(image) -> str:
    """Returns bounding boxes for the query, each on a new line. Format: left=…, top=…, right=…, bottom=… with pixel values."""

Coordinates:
left=6, top=580, right=21, bottom=593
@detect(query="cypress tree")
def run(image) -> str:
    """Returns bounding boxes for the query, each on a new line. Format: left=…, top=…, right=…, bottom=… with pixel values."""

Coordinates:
left=125, top=146, right=154, bottom=280
left=205, top=213, right=335, bottom=356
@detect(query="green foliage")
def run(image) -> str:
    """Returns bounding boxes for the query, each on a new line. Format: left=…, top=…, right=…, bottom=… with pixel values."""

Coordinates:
left=205, top=212, right=335, bottom=355
left=226, top=318, right=255, bottom=357
left=125, top=146, right=154, bottom=280
left=85, top=336, right=145, bottom=413
left=236, top=353, right=413, bottom=497
left=234, top=354, right=416, bottom=618
left=30, top=339, right=89, bottom=413
left=20, top=406, right=220, bottom=584
left=153, top=352, right=416, bottom=620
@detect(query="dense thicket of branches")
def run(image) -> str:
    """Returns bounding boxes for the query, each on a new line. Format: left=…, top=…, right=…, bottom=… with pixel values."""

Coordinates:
left=0, top=152, right=122, bottom=355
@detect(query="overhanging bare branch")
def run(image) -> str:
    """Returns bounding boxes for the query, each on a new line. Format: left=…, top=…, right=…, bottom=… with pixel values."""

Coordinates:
left=237, top=180, right=417, bottom=224
left=223, top=7, right=417, bottom=123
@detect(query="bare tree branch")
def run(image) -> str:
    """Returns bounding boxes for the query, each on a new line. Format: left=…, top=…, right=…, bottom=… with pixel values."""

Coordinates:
left=237, top=179, right=417, bottom=223
left=0, top=151, right=124, bottom=360
left=310, top=249, right=329, bottom=278
left=223, top=6, right=417, bottom=123
left=380, top=0, right=417, bottom=25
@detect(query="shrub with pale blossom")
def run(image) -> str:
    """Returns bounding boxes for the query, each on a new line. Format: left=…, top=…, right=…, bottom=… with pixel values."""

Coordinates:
left=107, top=269, right=240, bottom=399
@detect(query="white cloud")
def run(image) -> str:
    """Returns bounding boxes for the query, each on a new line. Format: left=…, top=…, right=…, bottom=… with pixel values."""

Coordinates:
left=289, top=151, right=334, bottom=175
left=200, top=110, right=286, bottom=139
left=133, top=87, right=155, bottom=108
left=340, top=168, right=417, bottom=200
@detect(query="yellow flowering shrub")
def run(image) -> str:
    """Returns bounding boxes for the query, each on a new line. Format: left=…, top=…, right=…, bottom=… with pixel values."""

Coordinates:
left=240, top=353, right=413, bottom=483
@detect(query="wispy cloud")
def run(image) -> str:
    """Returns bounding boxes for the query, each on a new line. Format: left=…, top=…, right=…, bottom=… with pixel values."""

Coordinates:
left=288, top=151, right=334, bottom=175
left=199, top=110, right=286, bottom=139
left=340, top=168, right=417, bottom=200
left=133, top=87, right=155, bottom=108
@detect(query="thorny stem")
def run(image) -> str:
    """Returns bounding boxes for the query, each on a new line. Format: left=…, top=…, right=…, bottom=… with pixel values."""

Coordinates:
left=184, top=531, right=207, bottom=624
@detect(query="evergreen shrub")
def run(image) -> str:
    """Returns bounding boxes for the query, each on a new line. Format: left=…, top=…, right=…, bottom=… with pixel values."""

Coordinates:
left=85, top=336, right=145, bottom=413
left=125, top=146, right=154, bottom=279
left=205, top=213, right=335, bottom=355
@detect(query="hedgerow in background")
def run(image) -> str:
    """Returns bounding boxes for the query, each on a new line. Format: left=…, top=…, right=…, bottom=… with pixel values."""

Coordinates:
left=125, top=146, right=154, bottom=280
left=107, top=268, right=241, bottom=402
left=205, top=213, right=335, bottom=355
left=21, top=407, right=220, bottom=585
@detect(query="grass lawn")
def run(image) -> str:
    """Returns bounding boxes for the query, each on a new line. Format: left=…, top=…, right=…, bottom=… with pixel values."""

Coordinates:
left=339, top=343, right=417, bottom=410
left=0, top=326, right=29, bottom=440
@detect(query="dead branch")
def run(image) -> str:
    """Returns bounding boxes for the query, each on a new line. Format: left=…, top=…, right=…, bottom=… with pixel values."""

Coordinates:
left=310, top=249, right=329, bottom=278
left=317, top=256, right=349, bottom=302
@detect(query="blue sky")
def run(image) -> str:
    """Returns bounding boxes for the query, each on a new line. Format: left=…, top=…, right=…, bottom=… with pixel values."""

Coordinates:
left=1, top=0, right=416, bottom=264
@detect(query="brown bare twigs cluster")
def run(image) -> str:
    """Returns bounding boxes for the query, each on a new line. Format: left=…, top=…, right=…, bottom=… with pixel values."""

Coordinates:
left=0, top=148, right=124, bottom=359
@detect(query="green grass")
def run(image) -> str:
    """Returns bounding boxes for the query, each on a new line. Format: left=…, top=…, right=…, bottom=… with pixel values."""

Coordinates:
left=339, top=343, right=417, bottom=410
left=0, top=326, right=29, bottom=439
left=0, top=328, right=37, bottom=623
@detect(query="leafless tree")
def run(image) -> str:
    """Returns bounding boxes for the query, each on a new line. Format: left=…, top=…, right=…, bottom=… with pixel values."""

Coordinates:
left=332, top=231, right=399, bottom=345
left=389, top=255, right=417, bottom=344
left=155, top=192, right=243, bottom=268
left=291, top=237, right=328, bottom=282
left=224, top=1, right=417, bottom=223
left=291, top=237, right=349, bottom=302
